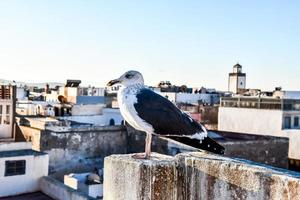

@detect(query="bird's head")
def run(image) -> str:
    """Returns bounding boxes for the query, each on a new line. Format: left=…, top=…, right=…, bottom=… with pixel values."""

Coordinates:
left=107, top=70, right=144, bottom=87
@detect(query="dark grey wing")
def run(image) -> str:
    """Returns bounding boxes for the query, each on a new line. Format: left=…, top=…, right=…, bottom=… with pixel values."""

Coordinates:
left=134, top=88, right=225, bottom=155
left=134, top=88, right=204, bottom=136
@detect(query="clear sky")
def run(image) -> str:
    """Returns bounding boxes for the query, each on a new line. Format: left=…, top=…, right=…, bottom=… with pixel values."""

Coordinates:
left=0, top=1, right=299, bottom=90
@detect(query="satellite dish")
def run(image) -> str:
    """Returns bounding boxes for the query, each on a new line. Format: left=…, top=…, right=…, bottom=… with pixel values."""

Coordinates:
left=58, top=95, right=67, bottom=104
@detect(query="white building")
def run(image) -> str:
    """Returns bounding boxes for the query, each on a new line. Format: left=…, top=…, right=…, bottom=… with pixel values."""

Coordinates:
left=0, top=85, right=50, bottom=198
left=273, top=90, right=300, bottom=100
left=157, top=92, right=220, bottom=105
left=16, top=101, right=56, bottom=117
left=228, top=63, right=246, bottom=94
left=0, top=142, right=49, bottom=197
left=59, top=108, right=124, bottom=126
left=0, top=85, right=16, bottom=139
left=16, top=87, right=28, bottom=101
left=218, top=97, right=300, bottom=160
left=59, top=80, right=105, bottom=105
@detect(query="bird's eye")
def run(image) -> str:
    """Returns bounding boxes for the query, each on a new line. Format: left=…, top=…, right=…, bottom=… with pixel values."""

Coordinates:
left=125, top=74, right=133, bottom=79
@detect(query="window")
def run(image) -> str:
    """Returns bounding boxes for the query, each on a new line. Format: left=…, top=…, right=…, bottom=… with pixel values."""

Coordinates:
left=6, top=105, right=10, bottom=114
left=284, top=117, right=291, bottom=129
left=4, top=105, right=10, bottom=124
left=4, top=116, right=10, bottom=125
left=5, top=160, right=26, bottom=176
left=295, top=117, right=299, bottom=127
left=109, top=119, right=115, bottom=126
left=0, top=105, right=2, bottom=124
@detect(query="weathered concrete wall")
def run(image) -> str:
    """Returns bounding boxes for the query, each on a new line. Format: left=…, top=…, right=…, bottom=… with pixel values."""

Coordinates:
left=43, top=126, right=127, bottom=179
left=221, top=139, right=288, bottom=169
left=19, top=125, right=128, bottom=179
left=40, top=176, right=96, bottom=200
left=104, top=152, right=300, bottom=200
left=216, top=131, right=289, bottom=169
left=104, top=153, right=177, bottom=200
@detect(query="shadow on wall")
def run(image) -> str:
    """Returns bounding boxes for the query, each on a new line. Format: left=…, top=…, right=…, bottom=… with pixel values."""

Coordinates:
left=126, top=126, right=198, bottom=156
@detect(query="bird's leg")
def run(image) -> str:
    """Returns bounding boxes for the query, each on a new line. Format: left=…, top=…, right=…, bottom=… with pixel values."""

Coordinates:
left=132, top=132, right=152, bottom=159
left=145, top=132, right=152, bottom=159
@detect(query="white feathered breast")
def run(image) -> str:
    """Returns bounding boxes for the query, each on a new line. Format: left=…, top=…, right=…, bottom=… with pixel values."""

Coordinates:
left=118, top=85, right=154, bottom=133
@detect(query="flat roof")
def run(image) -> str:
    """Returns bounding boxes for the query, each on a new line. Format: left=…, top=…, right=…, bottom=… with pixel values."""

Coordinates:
left=0, top=192, right=53, bottom=200
left=0, top=149, right=47, bottom=158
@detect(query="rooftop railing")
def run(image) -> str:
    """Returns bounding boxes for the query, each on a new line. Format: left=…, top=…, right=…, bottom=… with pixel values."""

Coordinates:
left=220, top=97, right=300, bottom=111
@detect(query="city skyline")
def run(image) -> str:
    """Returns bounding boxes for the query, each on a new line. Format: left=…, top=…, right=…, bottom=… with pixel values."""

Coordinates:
left=0, top=1, right=299, bottom=90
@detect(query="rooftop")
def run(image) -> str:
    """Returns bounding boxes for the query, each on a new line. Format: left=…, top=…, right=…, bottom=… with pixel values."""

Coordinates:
left=0, top=149, right=47, bottom=158
left=0, top=192, right=53, bottom=200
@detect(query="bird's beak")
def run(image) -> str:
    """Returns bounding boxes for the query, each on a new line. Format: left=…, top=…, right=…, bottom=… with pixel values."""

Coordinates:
left=107, top=79, right=120, bottom=86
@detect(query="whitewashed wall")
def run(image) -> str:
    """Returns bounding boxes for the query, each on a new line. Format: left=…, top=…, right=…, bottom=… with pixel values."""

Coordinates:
left=157, top=92, right=176, bottom=103
left=228, top=76, right=238, bottom=93
left=16, top=88, right=27, bottom=101
left=283, top=130, right=300, bottom=160
left=0, top=153, right=48, bottom=197
left=72, top=104, right=104, bottom=116
left=60, top=108, right=123, bottom=126
left=218, top=107, right=283, bottom=136
left=176, top=93, right=216, bottom=104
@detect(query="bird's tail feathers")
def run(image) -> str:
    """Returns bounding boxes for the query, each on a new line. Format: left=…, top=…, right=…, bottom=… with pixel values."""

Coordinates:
left=165, top=135, right=225, bottom=155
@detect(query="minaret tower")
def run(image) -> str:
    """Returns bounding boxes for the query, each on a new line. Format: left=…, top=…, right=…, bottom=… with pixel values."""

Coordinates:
left=228, top=63, right=246, bottom=94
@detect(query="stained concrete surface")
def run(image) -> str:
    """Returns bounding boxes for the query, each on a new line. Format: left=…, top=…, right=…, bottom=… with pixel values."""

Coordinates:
left=104, top=152, right=300, bottom=200
left=104, top=153, right=177, bottom=200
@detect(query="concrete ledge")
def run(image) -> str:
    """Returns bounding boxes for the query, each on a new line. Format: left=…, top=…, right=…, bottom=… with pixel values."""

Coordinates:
left=177, top=152, right=300, bottom=199
left=104, top=152, right=300, bottom=200
left=40, top=176, right=96, bottom=200
left=103, top=153, right=177, bottom=200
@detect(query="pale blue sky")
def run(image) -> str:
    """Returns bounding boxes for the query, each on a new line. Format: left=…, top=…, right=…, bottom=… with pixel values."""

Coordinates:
left=0, top=1, right=299, bottom=90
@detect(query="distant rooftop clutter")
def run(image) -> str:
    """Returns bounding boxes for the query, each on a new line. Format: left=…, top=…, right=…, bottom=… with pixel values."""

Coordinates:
left=65, top=80, right=81, bottom=87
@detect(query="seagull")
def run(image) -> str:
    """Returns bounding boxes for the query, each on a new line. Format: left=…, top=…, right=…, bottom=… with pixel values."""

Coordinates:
left=107, top=70, right=225, bottom=159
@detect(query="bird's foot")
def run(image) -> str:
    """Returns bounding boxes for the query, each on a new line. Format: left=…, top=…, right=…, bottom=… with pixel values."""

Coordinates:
left=132, top=153, right=151, bottom=160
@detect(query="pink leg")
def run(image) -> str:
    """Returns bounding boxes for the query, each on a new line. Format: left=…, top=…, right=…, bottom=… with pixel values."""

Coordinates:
left=145, top=133, right=152, bottom=159
left=132, top=132, right=152, bottom=159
